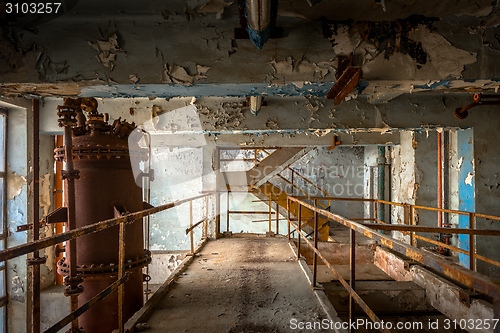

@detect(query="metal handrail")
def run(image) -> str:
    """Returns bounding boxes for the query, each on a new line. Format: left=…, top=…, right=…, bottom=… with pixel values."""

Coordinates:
left=286, top=196, right=500, bottom=333
left=287, top=196, right=500, bottom=302
left=291, top=195, right=500, bottom=270
left=0, top=192, right=213, bottom=333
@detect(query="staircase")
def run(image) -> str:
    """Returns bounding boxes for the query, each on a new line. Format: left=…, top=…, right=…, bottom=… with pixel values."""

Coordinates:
left=218, top=147, right=331, bottom=241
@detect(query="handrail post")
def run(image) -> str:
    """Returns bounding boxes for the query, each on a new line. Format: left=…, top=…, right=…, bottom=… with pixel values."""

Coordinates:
left=189, top=200, right=194, bottom=255
left=203, top=195, right=209, bottom=238
left=403, top=204, right=409, bottom=225
left=287, top=197, right=290, bottom=241
left=275, top=199, right=279, bottom=235
left=469, top=213, right=475, bottom=271
left=313, top=199, right=318, bottom=288
left=298, top=204, right=302, bottom=261
left=373, top=200, right=377, bottom=223
left=268, top=195, right=272, bottom=233
left=409, top=204, right=415, bottom=246
left=350, top=228, right=356, bottom=332
left=226, top=191, right=230, bottom=233
left=291, top=168, right=294, bottom=196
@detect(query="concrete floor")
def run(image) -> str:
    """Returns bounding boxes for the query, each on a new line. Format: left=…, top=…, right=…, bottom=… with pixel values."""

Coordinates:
left=145, top=235, right=328, bottom=333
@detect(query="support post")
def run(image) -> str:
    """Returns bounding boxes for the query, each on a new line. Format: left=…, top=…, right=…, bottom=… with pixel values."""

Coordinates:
left=58, top=101, right=83, bottom=333
left=469, top=213, right=475, bottom=271
left=189, top=200, right=194, bottom=255
left=226, top=192, right=230, bottom=233
left=275, top=199, right=279, bottom=235
left=268, top=195, right=272, bottom=233
left=117, top=222, right=125, bottom=333
left=30, top=98, right=43, bottom=333
left=377, top=146, right=386, bottom=222
left=350, top=228, right=356, bottom=332
left=297, top=204, right=302, bottom=261
left=313, top=199, right=318, bottom=288
left=287, top=198, right=290, bottom=241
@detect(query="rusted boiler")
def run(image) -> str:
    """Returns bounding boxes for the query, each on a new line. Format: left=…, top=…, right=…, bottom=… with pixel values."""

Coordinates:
left=53, top=98, right=150, bottom=333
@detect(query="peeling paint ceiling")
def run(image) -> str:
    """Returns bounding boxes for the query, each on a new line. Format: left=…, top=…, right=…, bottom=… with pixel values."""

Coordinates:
left=1, top=0, right=500, bottom=100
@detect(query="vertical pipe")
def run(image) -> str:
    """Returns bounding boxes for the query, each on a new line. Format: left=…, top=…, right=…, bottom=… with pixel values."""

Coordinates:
left=31, top=99, right=41, bottom=333
left=377, top=146, right=386, bottom=222
left=291, top=169, right=294, bottom=196
left=216, top=192, right=221, bottom=236
left=117, top=221, right=125, bottom=333
left=438, top=131, right=443, bottom=229
left=349, top=228, right=356, bottom=331
left=143, top=131, right=151, bottom=301
left=63, top=116, right=80, bottom=332
left=189, top=200, right=194, bottom=254
left=312, top=199, right=318, bottom=288
left=443, top=131, right=450, bottom=225
left=215, top=148, right=221, bottom=237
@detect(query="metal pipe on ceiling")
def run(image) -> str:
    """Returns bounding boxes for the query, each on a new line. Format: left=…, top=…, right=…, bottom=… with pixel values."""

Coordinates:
left=245, top=0, right=272, bottom=49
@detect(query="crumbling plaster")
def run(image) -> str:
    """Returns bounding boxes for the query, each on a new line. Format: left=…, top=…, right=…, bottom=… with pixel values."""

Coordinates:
left=1, top=0, right=500, bottom=98
left=1, top=101, right=29, bottom=332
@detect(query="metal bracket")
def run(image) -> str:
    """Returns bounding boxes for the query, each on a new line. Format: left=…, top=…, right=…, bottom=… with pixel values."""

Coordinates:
left=61, top=169, right=80, bottom=180
left=326, top=66, right=362, bottom=105
left=27, top=256, right=47, bottom=266
left=403, top=260, right=418, bottom=271
left=327, top=135, right=341, bottom=150
left=16, top=219, right=45, bottom=232
left=143, top=201, right=154, bottom=210
left=458, top=289, right=481, bottom=307
left=46, top=207, right=69, bottom=224
left=113, top=203, right=129, bottom=217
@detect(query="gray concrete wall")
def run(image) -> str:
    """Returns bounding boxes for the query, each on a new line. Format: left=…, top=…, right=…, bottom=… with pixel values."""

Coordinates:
left=281, top=146, right=365, bottom=219
left=2, top=101, right=29, bottom=332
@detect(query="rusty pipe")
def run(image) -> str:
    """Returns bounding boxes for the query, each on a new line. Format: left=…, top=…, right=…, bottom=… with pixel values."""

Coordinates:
left=437, top=131, right=443, bottom=229
left=454, top=93, right=500, bottom=119
left=30, top=99, right=42, bottom=333
left=64, top=118, right=82, bottom=333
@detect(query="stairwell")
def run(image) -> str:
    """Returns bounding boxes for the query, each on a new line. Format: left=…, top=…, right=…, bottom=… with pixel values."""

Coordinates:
left=218, top=147, right=332, bottom=241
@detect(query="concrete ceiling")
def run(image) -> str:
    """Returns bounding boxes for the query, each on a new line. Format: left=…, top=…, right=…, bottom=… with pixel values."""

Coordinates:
left=1, top=0, right=500, bottom=99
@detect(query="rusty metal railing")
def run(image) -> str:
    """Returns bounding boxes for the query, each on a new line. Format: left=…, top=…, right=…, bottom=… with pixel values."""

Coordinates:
left=0, top=192, right=214, bottom=333
left=286, top=196, right=500, bottom=333
left=292, top=196, right=500, bottom=271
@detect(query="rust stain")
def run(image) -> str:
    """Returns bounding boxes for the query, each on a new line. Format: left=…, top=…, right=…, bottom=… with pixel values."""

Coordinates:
left=380, top=238, right=393, bottom=248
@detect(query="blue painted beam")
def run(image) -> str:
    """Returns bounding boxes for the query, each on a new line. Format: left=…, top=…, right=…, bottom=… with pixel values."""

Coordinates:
left=80, top=82, right=335, bottom=99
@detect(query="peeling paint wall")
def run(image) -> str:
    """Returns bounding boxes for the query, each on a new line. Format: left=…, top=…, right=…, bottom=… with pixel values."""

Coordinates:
left=38, top=134, right=55, bottom=289
left=1, top=101, right=29, bottom=332
left=28, top=90, right=500, bottom=279
left=276, top=146, right=365, bottom=218
left=391, top=131, right=416, bottom=242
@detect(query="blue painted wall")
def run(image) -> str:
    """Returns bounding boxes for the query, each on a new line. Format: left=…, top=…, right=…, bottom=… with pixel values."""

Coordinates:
left=457, top=128, right=475, bottom=267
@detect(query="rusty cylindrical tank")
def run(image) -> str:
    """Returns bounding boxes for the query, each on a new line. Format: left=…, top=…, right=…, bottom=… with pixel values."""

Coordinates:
left=55, top=98, right=151, bottom=333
